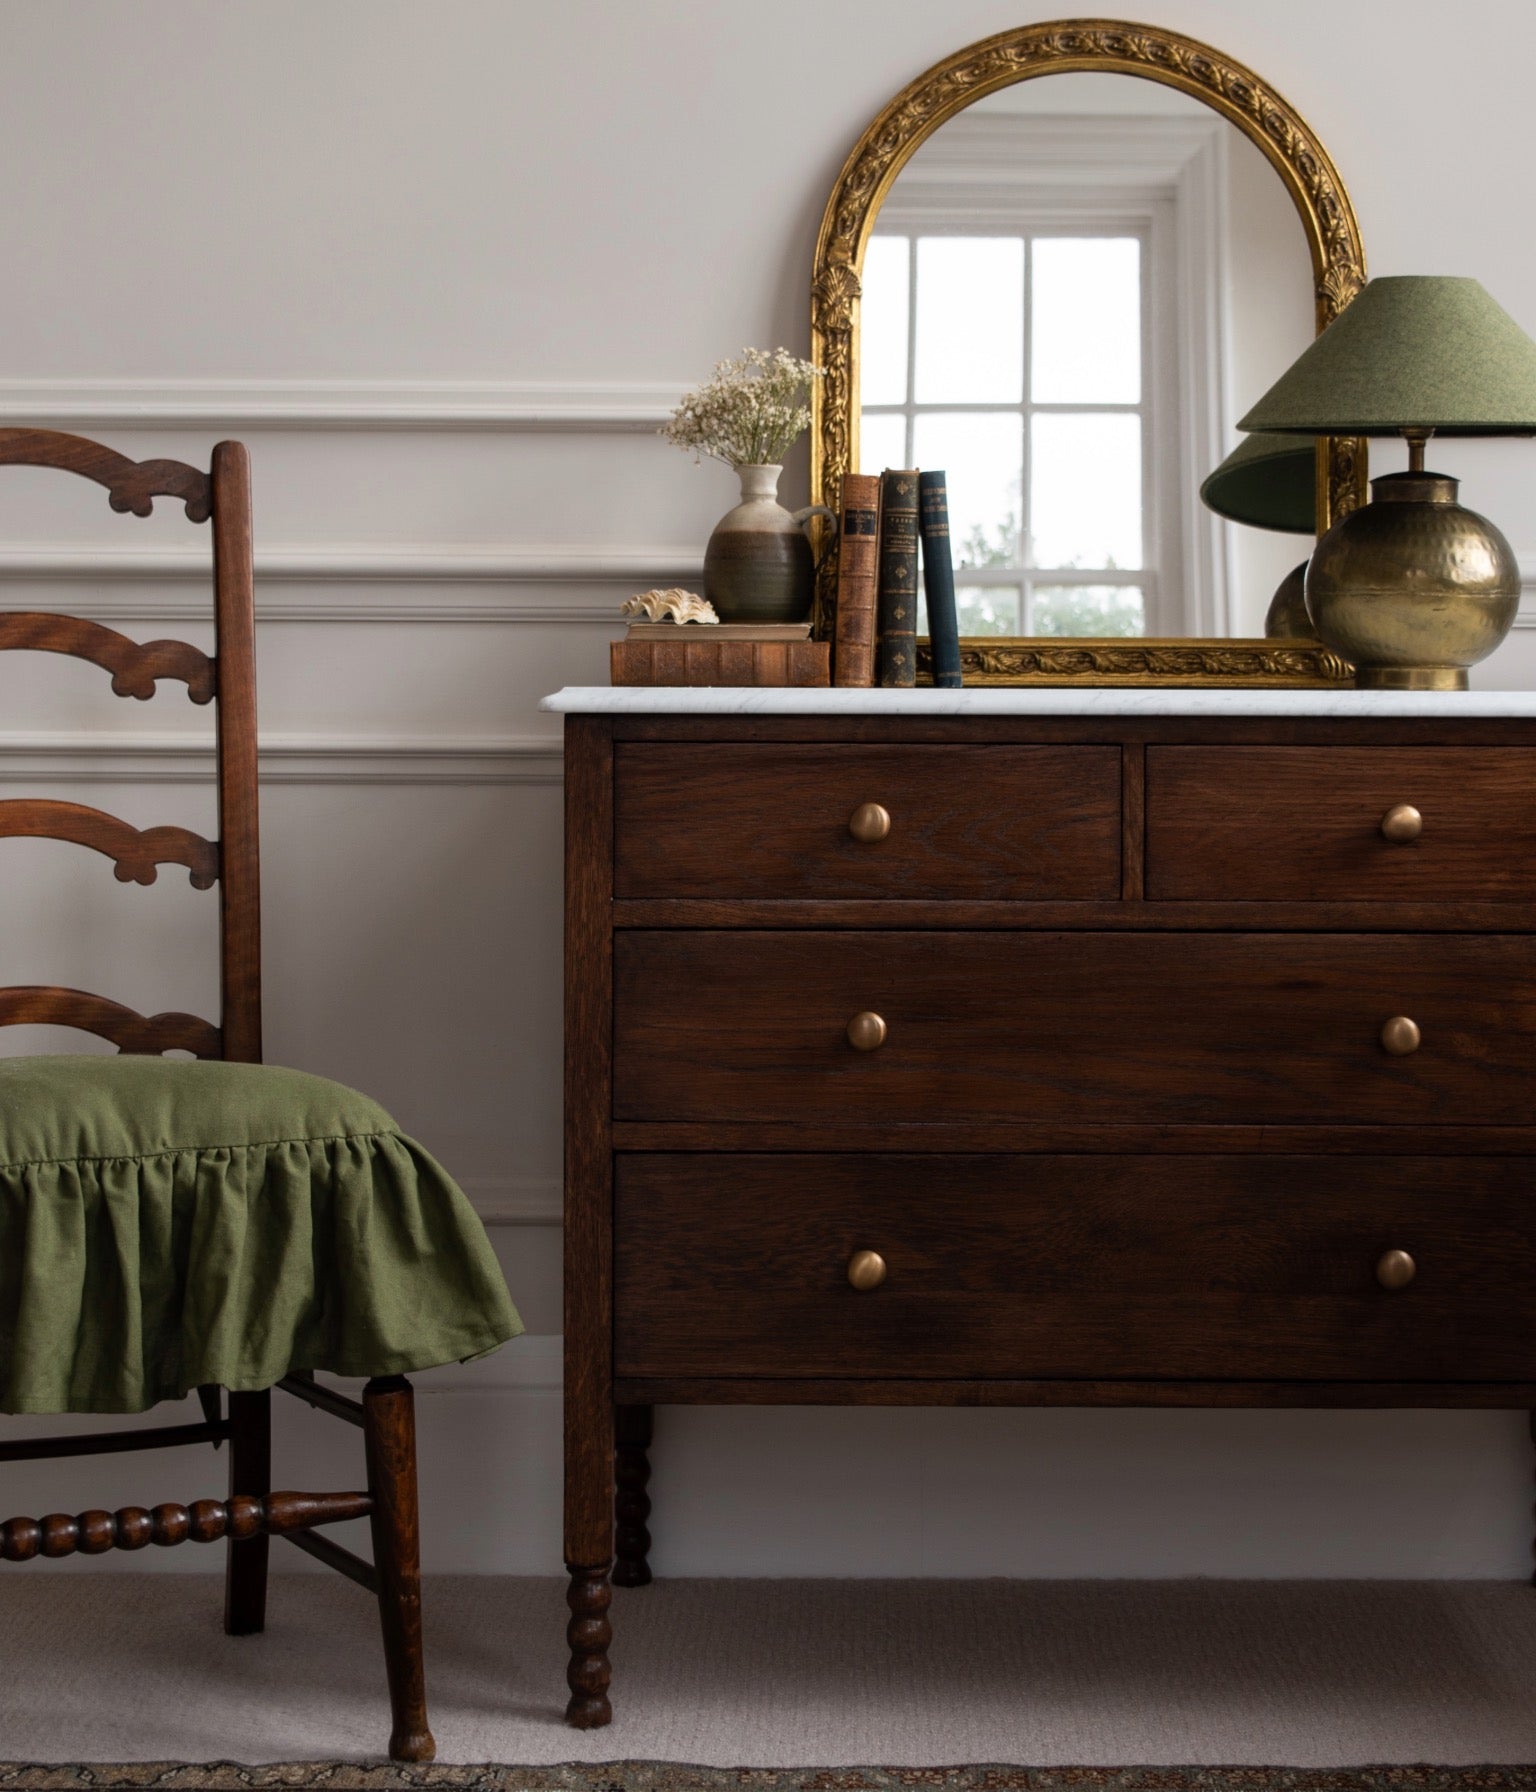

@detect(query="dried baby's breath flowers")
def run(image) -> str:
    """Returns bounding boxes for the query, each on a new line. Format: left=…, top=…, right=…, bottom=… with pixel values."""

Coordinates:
left=662, top=347, right=824, bottom=469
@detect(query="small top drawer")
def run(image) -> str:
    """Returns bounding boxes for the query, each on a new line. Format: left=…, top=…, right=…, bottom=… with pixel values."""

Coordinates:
left=1146, top=746, right=1536, bottom=902
left=614, top=743, right=1121, bottom=900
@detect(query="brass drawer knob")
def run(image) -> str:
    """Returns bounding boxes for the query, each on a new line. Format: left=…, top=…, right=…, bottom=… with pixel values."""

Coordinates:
left=847, top=1249, right=887, bottom=1291
left=1380, top=803, right=1423, bottom=843
left=1376, top=1248, right=1416, bottom=1291
left=847, top=1011, right=887, bottom=1051
left=1380, top=1015, right=1422, bottom=1055
left=849, top=802, right=891, bottom=843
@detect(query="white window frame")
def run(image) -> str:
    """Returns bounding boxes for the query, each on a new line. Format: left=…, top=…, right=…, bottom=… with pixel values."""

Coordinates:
left=863, top=111, right=1233, bottom=637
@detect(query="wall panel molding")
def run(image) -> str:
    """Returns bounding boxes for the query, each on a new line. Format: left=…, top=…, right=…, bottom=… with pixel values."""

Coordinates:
left=0, top=378, right=686, bottom=432
left=3, top=545, right=1529, bottom=630
left=0, top=732, right=564, bottom=785
left=0, top=541, right=698, bottom=627
left=0, top=543, right=700, bottom=623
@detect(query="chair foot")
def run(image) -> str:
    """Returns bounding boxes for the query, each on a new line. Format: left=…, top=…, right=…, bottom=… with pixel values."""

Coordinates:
left=224, top=1388, right=271, bottom=1635
left=363, top=1375, right=436, bottom=1764
left=613, top=1404, right=653, bottom=1588
left=565, top=1563, right=613, bottom=1726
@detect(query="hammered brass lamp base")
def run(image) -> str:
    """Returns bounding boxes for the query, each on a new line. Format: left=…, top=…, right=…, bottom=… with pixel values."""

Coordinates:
left=1355, top=666, right=1470, bottom=691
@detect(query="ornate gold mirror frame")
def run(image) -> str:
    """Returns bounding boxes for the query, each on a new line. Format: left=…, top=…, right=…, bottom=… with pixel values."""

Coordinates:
left=809, top=18, right=1368, bottom=685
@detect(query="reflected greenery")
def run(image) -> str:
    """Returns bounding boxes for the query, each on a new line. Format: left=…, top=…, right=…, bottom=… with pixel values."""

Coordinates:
left=1033, top=586, right=1144, bottom=636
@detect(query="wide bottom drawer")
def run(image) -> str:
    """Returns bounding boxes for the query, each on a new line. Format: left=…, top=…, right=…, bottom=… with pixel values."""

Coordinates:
left=614, top=1154, right=1536, bottom=1382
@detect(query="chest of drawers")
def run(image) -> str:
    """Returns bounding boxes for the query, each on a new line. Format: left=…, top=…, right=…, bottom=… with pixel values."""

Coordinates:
left=549, top=691, right=1536, bottom=1728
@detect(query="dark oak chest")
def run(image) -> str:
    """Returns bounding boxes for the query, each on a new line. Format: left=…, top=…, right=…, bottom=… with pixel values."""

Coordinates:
left=559, top=707, right=1536, bottom=1725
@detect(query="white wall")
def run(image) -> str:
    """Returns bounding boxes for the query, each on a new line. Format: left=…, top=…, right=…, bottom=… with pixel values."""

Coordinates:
left=5, top=0, right=1536, bottom=1579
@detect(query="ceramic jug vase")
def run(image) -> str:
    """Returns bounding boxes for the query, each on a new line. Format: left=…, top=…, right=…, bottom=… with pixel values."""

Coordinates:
left=703, top=463, right=837, bottom=625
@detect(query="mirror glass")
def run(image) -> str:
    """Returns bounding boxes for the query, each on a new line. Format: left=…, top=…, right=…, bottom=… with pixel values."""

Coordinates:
left=856, top=72, right=1315, bottom=639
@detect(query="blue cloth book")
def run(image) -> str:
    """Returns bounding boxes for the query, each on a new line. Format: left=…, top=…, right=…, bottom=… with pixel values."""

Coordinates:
left=918, top=470, right=962, bottom=688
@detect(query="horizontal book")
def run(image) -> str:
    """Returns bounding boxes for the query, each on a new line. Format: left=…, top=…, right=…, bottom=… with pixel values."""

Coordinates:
left=624, top=621, right=812, bottom=640
left=611, top=637, right=830, bottom=687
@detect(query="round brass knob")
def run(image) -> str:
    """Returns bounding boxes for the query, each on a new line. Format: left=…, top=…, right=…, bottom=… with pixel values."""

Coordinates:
left=1380, top=803, right=1423, bottom=843
left=1376, top=1248, right=1416, bottom=1291
left=849, top=802, right=891, bottom=843
left=847, top=1011, right=887, bottom=1051
left=847, top=1249, right=887, bottom=1291
left=1380, top=1015, right=1421, bottom=1056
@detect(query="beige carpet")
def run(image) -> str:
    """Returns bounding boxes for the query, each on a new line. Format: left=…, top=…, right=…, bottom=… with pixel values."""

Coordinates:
left=4, top=1576, right=1536, bottom=1767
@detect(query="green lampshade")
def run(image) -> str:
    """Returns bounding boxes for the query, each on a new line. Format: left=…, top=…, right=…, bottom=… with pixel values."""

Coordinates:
left=1238, top=276, right=1536, bottom=437
left=1200, top=433, right=1316, bottom=533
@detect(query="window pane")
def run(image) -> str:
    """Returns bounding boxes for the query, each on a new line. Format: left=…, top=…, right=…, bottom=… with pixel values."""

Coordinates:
left=1032, top=238, right=1141, bottom=404
left=914, top=238, right=1024, bottom=404
left=917, top=585, right=1020, bottom=637
left=861, top=236, right=911, bottom=406
left=913, top=412, right=1022, bottom=569
left=1029, top=413, right=1141, bottom=570
left=858, top=411, right=908, bottom=476
left=957, top=586, right=1020, bottom=635
left=1032, top=585, right=1145, bottom=637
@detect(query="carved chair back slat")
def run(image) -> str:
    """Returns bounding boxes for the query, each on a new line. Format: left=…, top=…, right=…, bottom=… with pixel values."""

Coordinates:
left=0, top=800, right=219, bottom=888
left=0, top=428, right=211, bottom=521
left=0, top=613, right=215, bottom=702
left=0, top=987, right=222, bottom=1059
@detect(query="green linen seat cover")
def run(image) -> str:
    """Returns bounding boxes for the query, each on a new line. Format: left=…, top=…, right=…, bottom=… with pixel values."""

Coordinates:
left=0, top=1056, right=523, bottom=1415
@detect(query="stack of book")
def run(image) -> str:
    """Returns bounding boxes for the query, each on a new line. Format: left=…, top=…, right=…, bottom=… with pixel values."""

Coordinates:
left=610, top=620, right=830, bottom=687
left=830, top=467, right=962, bottom=689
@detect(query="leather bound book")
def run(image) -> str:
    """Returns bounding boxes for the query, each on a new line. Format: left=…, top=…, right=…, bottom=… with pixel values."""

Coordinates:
left=876, top=470, right=920, bottom=688
left=610, top=637, right=830, bottom=687
left=918, top=469, right=962, bottom=689
left=832, top=472, right=881, bottom=687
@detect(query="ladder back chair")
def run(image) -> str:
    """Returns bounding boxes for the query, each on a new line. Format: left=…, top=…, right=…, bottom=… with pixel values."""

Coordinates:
left=0, top=429, right=521, bottom=1762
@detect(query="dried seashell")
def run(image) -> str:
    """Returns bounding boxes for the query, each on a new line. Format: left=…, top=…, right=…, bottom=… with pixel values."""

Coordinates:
left=620, top=589, right=719, bottom=624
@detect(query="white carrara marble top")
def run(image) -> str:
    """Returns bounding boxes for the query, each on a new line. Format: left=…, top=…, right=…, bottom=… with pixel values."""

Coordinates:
left=541, top=686, right=1536, bottom=718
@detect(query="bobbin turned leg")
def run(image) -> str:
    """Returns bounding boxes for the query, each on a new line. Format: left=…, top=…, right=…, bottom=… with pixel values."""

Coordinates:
left=563, top=1310, right=615, bottom=1724
left=363, top=1375, right=435, bottom=1763
left=613, top=1404, right=654, bottom=1587
left=224, top=1388, right=271, bottom=1634
left=565, top=1563, right=614, bottom=1727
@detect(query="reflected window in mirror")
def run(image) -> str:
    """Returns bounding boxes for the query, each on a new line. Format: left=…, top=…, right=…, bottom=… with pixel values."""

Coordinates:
left=853, top=85, right=1317, bottom=638
left=863, top=227, right=1139, bottom=637
left=864, top=222, right=1150, bottom=637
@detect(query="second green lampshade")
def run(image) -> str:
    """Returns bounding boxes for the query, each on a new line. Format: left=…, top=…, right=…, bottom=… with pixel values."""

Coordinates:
left=1200, top=433, right=1316, bottom=533
left=1238, top=276, right=1536, bottom=436
left=1200, top=433, right=1318, bottom=638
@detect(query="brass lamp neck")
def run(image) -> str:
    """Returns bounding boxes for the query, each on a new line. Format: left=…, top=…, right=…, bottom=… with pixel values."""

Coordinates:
left=1402, top=427, right=1435, bottom=474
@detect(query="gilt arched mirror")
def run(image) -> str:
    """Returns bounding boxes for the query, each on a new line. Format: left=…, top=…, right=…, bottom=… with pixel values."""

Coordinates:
left=809, top=20, right=1367, bottom=682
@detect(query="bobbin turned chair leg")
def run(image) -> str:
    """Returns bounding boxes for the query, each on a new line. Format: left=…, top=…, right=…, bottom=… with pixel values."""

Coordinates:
left=224, top=1388, right=271, bottom=1634
left=363, top=1374, right=435, bottom=1763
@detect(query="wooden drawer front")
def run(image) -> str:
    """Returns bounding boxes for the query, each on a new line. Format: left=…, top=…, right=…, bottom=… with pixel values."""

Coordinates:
left=613, top=930, right=1536, bottom=1125
left=1146, top=747, right=1536, bottom=901
left=615, top=1154, right=1536, bottom=1381
left=613, top=743, right=1121, bottom=900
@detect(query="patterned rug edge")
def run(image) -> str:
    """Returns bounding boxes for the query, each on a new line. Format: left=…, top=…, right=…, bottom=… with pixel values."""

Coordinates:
left=6, top=1765, right=1536, bottom=1792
